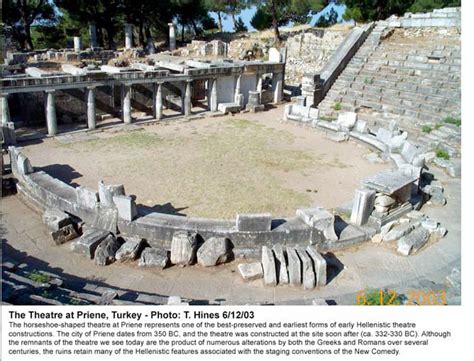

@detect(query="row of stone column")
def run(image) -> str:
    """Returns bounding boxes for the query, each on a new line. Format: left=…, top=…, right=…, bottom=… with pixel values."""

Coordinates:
left=0, top=72, right=280, bottom=137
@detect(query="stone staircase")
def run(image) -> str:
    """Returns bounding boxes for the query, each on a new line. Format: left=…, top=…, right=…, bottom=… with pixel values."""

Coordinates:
left=318, top=22, right=461, bottom=133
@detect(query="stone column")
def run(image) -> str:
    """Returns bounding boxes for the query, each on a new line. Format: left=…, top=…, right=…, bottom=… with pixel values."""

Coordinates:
left=208, top=78, right=217, bottom=112
left=273, top=72, right=283, bottom=103
left=234, top=74, right=241, bottom=102
left=1, top=93, right=10, bottom=125
left=45, top=90, right=57, bottom=136
left=153, top=82, right=163, bottom=120
left=350, top=188, right=376, bottom=226
left=124, top=24, right=133, bottom=49
left=121, top=84, right=132, bottom=124
left=168, top=23, right=176, bottom=51
left=184, top=80, right=192, bottom=116
left=73, top=37, right=81, bottom=52
left=86, top=87, right=96, bottom=130
left=256, top=74, right=263, bottom=93
left=89, top=23, right=97, bottom=49
left=147, top=37, right=156, bottom=55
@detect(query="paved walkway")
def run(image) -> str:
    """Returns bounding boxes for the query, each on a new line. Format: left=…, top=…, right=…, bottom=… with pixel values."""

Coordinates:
left=1, top=167, right=460, bottom=305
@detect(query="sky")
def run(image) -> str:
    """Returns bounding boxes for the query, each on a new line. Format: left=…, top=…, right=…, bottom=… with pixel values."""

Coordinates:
left=209, top=1, right=348, bottom=32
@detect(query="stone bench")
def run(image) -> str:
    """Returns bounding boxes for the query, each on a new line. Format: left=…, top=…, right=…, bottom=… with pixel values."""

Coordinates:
left=284, top=104, right=319, bottom=124
left=217, top=102, right=241, bottom=114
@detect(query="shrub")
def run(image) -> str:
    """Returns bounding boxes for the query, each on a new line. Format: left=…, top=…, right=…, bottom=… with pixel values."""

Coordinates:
left=434, top=123, right=442, bottom=130
left=436, top=149, right=450, bottom=160
left=27, top=270, right=51, bottom=284
left=333, top=101, right=342, bottom=111
left=443, top=117, right=461, bottom=127
left=421, top=125, right=433, bottom=133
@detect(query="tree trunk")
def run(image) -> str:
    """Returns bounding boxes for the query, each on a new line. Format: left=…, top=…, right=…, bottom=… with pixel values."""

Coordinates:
left=231, top=13, right=237, bottom=31
left=24, top=23, right=34, bottom=50
left=217, top=12, right=223, bottom=32
left=270, top=1, right=281, bottom=47
left=181, top=24, right=185, bottom=43
left=138, top=21, right=145, bottom=48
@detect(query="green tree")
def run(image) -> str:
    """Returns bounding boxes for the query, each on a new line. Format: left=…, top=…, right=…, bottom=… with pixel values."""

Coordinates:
left=234, top=17, right=248, bottom=32
left=250, top=1, right=325, bottom=46
left=204, top=0, right=228, bottom=32
left=250, top=7, right=273, bottom=30
left=315, top=8, right=339, bottom=27
left=2, top=0, right=57, bottom=50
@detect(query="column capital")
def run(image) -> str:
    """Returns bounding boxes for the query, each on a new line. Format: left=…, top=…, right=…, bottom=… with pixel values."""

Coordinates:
left=0, top=93, right=9, bottom=98
left=45, top=89, right=56, bottom=94
left=86, top=86, right=96, bottom=91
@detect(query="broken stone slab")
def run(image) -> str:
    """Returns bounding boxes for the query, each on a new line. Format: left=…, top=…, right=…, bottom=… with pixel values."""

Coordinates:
left=61, top=64, right=88, bottom=76
left=91, top=207, right=118, bottom=233
left=350, top=188, right=376, bottom=226
left=98, top=290, right=118, bottom=305
left=170, top=231, right=198, bottom=266
left=25, top=67, right=50, bottom=78
left=51, top=224, right=78, bottom=245
left=167, top=296, right=189, bottom=305
left=296, top=248, right=315, bottom=290
left=17, top=154, right=34, bottom=175
left=138, top=247, right=169, bottom=269
left=76, top=186, right=99, bottom=209
left=70, top=229, right=111, bottom=259
left=421, top=218, right=438, bottom=232
left=375, top=195, right=395, bottom=207
left=306, top=247, right=327, bottom=287
left=296, top=207, right=337, bottom=241
left=115, top=236, right=145, bottom=262
left=236, top=213, right=272, bottom=232
left=42, top=209, right=71, bottom=232
left=261, top=246, right=277, bottom=286
left=336, top=112, right=357, bottom=130
left=397, top=227, right=430, bottom=256
left=382, top=223, right=414, bottom=242
left=329, top=132, right=349, bottom=143
left=113, top=195, right=137, bottom=221
left=272, top=244, right=289, bottom=284
left=98, top=181, right=125, bottom=207
left=286, top=247, right=302, bottom=286
left=94, top=235, right=121, bottom=266
left=237, top=263, right=263, bottom=281
left=197, top=237, right=233, bottom=267
left=312, top=299, right=328, bottom=306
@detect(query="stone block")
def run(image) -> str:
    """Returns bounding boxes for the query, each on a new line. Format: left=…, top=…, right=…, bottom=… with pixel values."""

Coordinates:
left=376, top=128, right=393, bottom=145
left=16, top=154, right=34, bottom=175
left=375, top=195, right=395, bottom=207
left=70, top=229, right=111, bottom=259
left=286, top=247, right=302, bottom=286
left=382, top=223, right=414, bottom=242
left=296, top=248, right=315, bottom=290
left=296, top=207, right=337, bottom=241
left=217, top=103, right=241, bottom=114
left=261, top=246, right=277, bottom=286
left=397, top=227, right=430, bottom=256
left=401, top=142, right=420, bottom=164
left=51, top=224, right=78, bottom=245
left=306, top=247, right=327, bottom=287
left=354, top=120, right=368, bottom=133
left=113, top=195, right=137, bottom=221
left=95, top=235, right=121, bottom=266
left=42, top=209, right=71, bottom=232
left=91, top=207, right=118, bottom=233
left=98, top=181, right=125, bottom=207
left=272, top=244, right=289, bottom=284
left=170, top=231, right=198, bottom=265
left=236, top=213, right=272, bottom=232
left=350, top=188, right=376, bottom=226
left=115, top=237, right=145, bottom=262
left=336, top=112, right=357, bottom=130
left=76, top=186, right=99, bottom=209
left=197, top=237, right=233, bottom=267
left=269, top=47, right=281, bottom=62
left=138, top=247, right=169, bottom=269
left=237, top=263, right=263, bottom=281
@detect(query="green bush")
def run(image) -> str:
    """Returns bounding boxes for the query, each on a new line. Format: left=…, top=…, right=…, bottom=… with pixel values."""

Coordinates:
left=421, top=125, right=433, bottom=133
left=319, top=116, right=337, bottom=122
left=333, top=101, right=342, bottom=111
left=443, top=117, right=461, bottom=127
left=434, top=123, right=442, bottom=130
left=27, top=270, right=50, bottom=284
left=436, top=149, right=450, bottom=160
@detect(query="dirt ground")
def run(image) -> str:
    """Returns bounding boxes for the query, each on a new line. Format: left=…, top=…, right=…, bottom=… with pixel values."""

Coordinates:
left=21, top=106, right=387, bottom=218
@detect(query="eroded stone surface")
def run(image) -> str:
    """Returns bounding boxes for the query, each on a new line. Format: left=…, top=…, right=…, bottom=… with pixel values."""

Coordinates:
left=237, top=263, right=263, bottom=281
left=197, top=237, right=233, bottom=267
left=115, top=237, right=145, bottom=262
left=138, top=248, right=169, bottom=269
left=51, top=224, right=78, bottom=245
left=261, top=246, right=277, bottom=286
left=95, top=235, right=121, bottom=266
left=70, top=229, right=111, bottom=259
left=43, top=209, right=71, bottom=232
left=170, top=231, right=198, bottom=266
left=272, top=244, right=289, bottom=284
